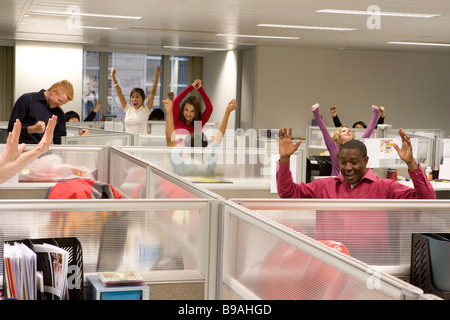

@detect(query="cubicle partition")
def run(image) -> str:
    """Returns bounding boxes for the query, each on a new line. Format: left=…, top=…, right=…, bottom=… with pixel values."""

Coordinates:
left=66, top=121, right=101, bottom=130
left=134, top=134, right=170, bottom=147
left=0, top=198, right=221, bottom=300
left=0, top=145, right=109, bottom=199
left=220, top=200, right=443, bottom=300
left=109, top=146, right=222, bottom=200
left=380, top=131, right=434, bottom=168
left=109, top=146, right=306, bottom=199
left=229, top=199, right=450, bottom=279
left=62, top=128, right=133, bottom=146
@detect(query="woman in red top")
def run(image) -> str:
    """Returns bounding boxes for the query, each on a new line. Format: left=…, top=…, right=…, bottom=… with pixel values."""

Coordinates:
left=172, top=79, right=213, bottom=133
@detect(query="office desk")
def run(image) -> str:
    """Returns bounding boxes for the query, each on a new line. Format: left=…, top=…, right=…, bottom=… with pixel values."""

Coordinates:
left=399, top=180, right=450, bottom=199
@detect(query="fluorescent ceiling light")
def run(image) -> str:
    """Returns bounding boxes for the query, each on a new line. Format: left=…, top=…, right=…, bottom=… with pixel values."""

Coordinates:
left=388, top=41, right=450, bottom=47
left=163, top=46, right=228, bottom=51
left=217, top=33, right=300, bottom=40
left=21, top=22, right=117, bottom=30
left=257, top=23, right=357, bottom=31
left=27, top=9, right=142, bottom=20
left=317, top=9, right=440, bottom=18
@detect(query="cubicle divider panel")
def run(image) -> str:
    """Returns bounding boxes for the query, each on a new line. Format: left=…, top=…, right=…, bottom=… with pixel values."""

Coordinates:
left=0, top=199, right=215, bottom=290
left=66, top=121, right=101, bottom=130
left=109, top=147, right=222, bottom=200
left=231, top=199, right=450, bottom=276
left=380, top=131, right=434, bottom=169
left=11, top=145, right=108, bottom=184
left=134, top=134, right=169, bottom=147
left=221, top=201, right=433, bottom=300
left=62, top=132, right=132, bottom=146
left=113, top=146, right=306, bottom=197
left=109, top=147, right=149, bottom=198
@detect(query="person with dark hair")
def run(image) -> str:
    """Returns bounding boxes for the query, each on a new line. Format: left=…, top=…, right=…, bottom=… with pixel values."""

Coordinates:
left=276, top=126, right=435, bottom=199
left=172, top=79, right=213, bottom=133
left=164, top=97, right=237, bottom=176
left=64, top=110, right=90, bottom=136
left=330, top=105, right=386, bottom=128
left=149, top=108, right=165, bottom=121
left=164, top=98, right=236, bottom=148
left=65, top=100, right=102, bottom=123
left=111, top=67, right=161, bottom=133
left=65, top=111, right=80, bottom=122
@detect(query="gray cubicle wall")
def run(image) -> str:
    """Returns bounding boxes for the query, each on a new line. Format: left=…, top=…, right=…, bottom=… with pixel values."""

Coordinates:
left=220, top=200, right=442, bottom=300
left=62, top=129, right=133, bottom=146
left=0, top=145, right=109, bottom=199
left=0, top=198, right=440, bottom=300
left=230, top=198, right=450, bottom=282
left=109, top=146, right=306, bottom=199
left=378, top=132, right=434, bottom=169
left=436, top=138, right=450, bottom=167
left=109, top=146, right=223, bottom=200
left=0, top=198, right=220, bottom=300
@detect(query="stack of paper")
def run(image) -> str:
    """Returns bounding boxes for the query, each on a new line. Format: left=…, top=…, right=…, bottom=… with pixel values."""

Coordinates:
left=32, top=243, right=70, bottom=300
left=3, top=242, right=70, bottom=300
left=3, top=242, right=37, bottom=300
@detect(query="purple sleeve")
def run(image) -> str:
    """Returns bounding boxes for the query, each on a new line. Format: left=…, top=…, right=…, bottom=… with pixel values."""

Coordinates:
left=312, top=107, right=340, bottom=175
left=362, top=106, right=381, bottom=138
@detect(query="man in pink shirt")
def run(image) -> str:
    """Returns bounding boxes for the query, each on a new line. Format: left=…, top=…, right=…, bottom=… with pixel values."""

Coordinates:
left=276, top=127, right=436, bottom=200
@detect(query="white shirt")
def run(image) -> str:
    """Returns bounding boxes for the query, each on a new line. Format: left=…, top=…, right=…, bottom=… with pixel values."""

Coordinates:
left=124, top=104, right=150, bottom=134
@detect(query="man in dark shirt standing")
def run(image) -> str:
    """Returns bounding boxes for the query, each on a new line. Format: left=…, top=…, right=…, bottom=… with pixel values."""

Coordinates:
left=8, top=80, right=74, bottom=144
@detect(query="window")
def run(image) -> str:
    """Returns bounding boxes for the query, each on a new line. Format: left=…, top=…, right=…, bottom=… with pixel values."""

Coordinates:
left=82, top=51, right=100, bottom=120
left=169, top=56, right=189, bottom=96
left=107, top=52, right=162, bottom=119
left=82, top=52, right=192, bottom=121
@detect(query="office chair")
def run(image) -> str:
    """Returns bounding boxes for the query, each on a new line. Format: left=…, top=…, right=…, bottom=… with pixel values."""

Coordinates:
left=312, top=155, right=332, bottom=176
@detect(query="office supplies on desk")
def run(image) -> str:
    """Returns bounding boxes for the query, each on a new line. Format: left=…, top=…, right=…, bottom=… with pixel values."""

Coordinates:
left=86, top=274, right=149, bottom=300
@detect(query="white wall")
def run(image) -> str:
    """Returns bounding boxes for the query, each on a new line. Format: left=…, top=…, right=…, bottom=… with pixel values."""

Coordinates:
left=203, top=50, right=238, bottom=130
left=15, top=41, right=83, bottom=117
left=254, top=46, right=450, bottom=138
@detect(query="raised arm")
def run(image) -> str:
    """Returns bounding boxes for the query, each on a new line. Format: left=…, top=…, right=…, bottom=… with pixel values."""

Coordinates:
left=362, top=105, right=381, bottom=138
left=330, top=105, right=343, bottom=127
left=212, top=99, right=237, bottom=144
left=194, top=80, right=213, bottom=125
left=278, top=127, right=302, bottom=164
left=377, top=106, right=385, bottom=126
left=164, top=99, right=177, bottom=147
left=110, top=68, right=128, bottom=111
left=392, top=128, right=418, bottom=171
left=0, top=116, right=56, bottom=184
left=146, top=66, right=162, bottom=110
left=312, top=104, right=338, bottom=151
left=84, top=100, right=101, bottom=121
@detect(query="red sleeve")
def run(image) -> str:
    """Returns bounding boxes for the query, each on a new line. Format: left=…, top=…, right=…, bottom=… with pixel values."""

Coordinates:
left=173, top=85, right=194, bottom=128
left=197, top=87, right=213, bottom=125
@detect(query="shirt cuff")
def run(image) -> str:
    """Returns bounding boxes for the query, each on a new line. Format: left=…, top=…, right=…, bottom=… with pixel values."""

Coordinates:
left=408, top=164, right=425, bottom=179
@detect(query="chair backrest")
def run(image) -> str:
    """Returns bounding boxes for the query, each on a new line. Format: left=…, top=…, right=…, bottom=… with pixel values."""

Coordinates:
left=312, top=155, right=332, bottom=176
